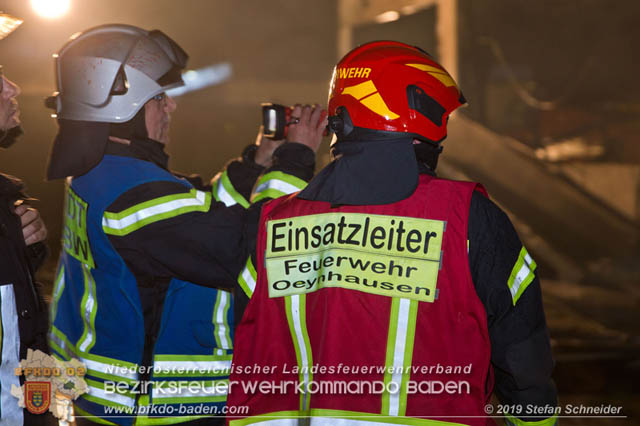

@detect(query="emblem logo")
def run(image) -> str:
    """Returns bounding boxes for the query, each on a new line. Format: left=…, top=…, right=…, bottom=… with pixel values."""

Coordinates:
left=25, top=381, right=51, bottom=415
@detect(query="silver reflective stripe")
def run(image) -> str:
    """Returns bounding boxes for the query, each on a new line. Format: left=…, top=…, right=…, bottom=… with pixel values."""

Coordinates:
left=102, top=190, right=208, bottom=230
left=79, top=357, right=138, bottom=381
left=50, top=266, right=65, bottom=323
left=151, top=380, right=228, bottom=399
left=0, top=284, right=23, bottom=425
left=289, top=295, right=311, bottom=410
left=78, top=264, right=97, bottom=352
left=49, top=330, right=74, bottom=361
left=311, top=419, right=402, bottom=426
left=215, top=178, right=238, bottom=207
left=254, top=179, right=300, bottom=196
left=153, top=360, right=231, bottom=373
left=87, top=383, right=136, bottom=407
left=510, top=252, right=533, bottom=299
left=241, top=420, right=300, bottom=426
left=241, top=265, right=256, bottom=294
left=214, top=291, right=232, bottom=350
left=388, top=298, right=411, bottom=416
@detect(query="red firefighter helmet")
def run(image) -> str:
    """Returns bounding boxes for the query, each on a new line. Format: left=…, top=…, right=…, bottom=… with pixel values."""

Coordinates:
left=328, top=40, right=466, bottom=143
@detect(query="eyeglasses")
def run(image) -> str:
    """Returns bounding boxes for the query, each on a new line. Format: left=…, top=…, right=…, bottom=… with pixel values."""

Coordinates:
left=152, top=92, right=167, bottom=102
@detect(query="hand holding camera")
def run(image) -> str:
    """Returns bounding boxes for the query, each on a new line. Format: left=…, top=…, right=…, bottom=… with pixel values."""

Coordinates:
left=261, top=103, right=328, bottom=153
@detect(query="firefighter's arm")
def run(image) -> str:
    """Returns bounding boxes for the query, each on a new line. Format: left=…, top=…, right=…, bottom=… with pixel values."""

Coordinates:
left=235, top=105, right=327, bottom=324
left=210, top=141, right=267, bottom=208
left=468, top=192, right=558, bottom=425
left=103, top=179, right=262, bottom=289
left=251, top=104, right=325, bottom=203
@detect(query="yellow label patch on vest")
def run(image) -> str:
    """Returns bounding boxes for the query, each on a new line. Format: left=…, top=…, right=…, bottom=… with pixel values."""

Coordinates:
left=266, top=213, right=444, bottom=302
left=336, top=67, right=372, bottom=79
left=63, top=187, right=95, bottom=268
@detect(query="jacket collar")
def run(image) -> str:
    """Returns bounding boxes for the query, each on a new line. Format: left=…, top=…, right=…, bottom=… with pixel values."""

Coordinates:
left=105, top=138, right=169, bottom=170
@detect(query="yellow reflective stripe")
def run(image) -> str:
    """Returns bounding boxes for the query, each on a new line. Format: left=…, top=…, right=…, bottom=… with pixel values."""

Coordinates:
left=251, top=171, right=307, bottom=203
left=77, top=264, right=97, bottom=353
left=84, top=378, right=137, bottom=407
left=505, top=412, right=558, bottom=426
left=238, top=257, right=257, bottom=298
left=285, top=295, right=313, bottom=413
left=49, top=326, right=140, bottom=385
left=49, top=326, right=74, bottom=361
left=212, top=170, right=250, bottom=208
left=50, top=265, right=65, bottom=324
left=381, top=298, right=418, bottom=416
left=152, top=354, right=232, bottom=377
left=228, top=411, right=301, bottom=426
left=229, top=409, right=468, bottom=426
left=508, top=246, right=537, bottom=305
left=151, top=378, right=229, bottom=403
left=103, top=189, right=211, bottom=236
left=310, top=408, right=468, bottom=425
left=212, top=290, right=233, bottom=350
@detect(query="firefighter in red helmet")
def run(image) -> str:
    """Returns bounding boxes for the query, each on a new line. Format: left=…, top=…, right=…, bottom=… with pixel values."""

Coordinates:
left=228, top=41, right=558, bottom=426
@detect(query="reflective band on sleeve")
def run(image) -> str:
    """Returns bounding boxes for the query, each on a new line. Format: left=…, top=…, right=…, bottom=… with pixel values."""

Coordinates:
left=78, top=264, right=98, bottom=353
left=508, top=246, right=537, bottom=306
left=102, top=189, right=211, bottom=236
left=0, top=284, right=24, bottom=425
left=213, top=290, right=233, bottom=350
left=50, top=265, right=65, bottom=324
left=237, top=257, right=257, bottom=298
left=381, top=298, right=418, bottom=417
left=285, top=295, right=313, bottom=413
left=212, top=170, right=250, bottom=208
left=251, top=171, right=307, bottom=203
left=505, top=412, right=558, bottom=426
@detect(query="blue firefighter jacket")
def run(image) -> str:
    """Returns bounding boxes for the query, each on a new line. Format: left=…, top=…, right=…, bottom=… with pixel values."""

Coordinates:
left=49, top=155, right=233, bottom=425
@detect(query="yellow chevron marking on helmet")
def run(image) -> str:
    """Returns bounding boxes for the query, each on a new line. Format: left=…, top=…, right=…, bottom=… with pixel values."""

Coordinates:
left=360, top=93, right=400, bottom=120
left=342, top=80, right=377, bottom=100
left=342, top=80, right=400, bottom=120
left=406, top=63, right=458, bottom=90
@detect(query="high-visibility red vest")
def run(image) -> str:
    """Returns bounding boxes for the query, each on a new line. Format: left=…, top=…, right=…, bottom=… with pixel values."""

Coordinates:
left=228, top=175, right=495, bottom=426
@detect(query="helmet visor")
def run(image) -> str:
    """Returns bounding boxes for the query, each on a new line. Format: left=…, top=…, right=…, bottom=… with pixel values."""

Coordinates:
left=149, top=30, right=188, bottom=87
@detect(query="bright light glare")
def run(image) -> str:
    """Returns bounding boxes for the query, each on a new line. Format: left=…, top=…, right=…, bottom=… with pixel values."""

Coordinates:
left=375, top=10, right=400, bottom=24
left=31, top=0, right=71, bottom=19
left=167, top=63, right=233, bottom=97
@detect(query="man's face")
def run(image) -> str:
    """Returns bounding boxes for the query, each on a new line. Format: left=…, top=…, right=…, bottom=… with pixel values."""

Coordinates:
left=144, top=92, right=176, bottom=144
left=0, top=74, right=21, bottom=131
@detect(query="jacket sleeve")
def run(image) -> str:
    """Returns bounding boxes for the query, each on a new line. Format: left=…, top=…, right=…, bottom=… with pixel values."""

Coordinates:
left=234, top=142, right=316, bottom=324
left=468, top=192, right=558, bottom=425
left=104, top=179, right=260, bottom=290
left=210, top=145, right=266, bottom=208
left=27, top=242, right=48, bottom=272
left=105, top=144, right=314, bottom=294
